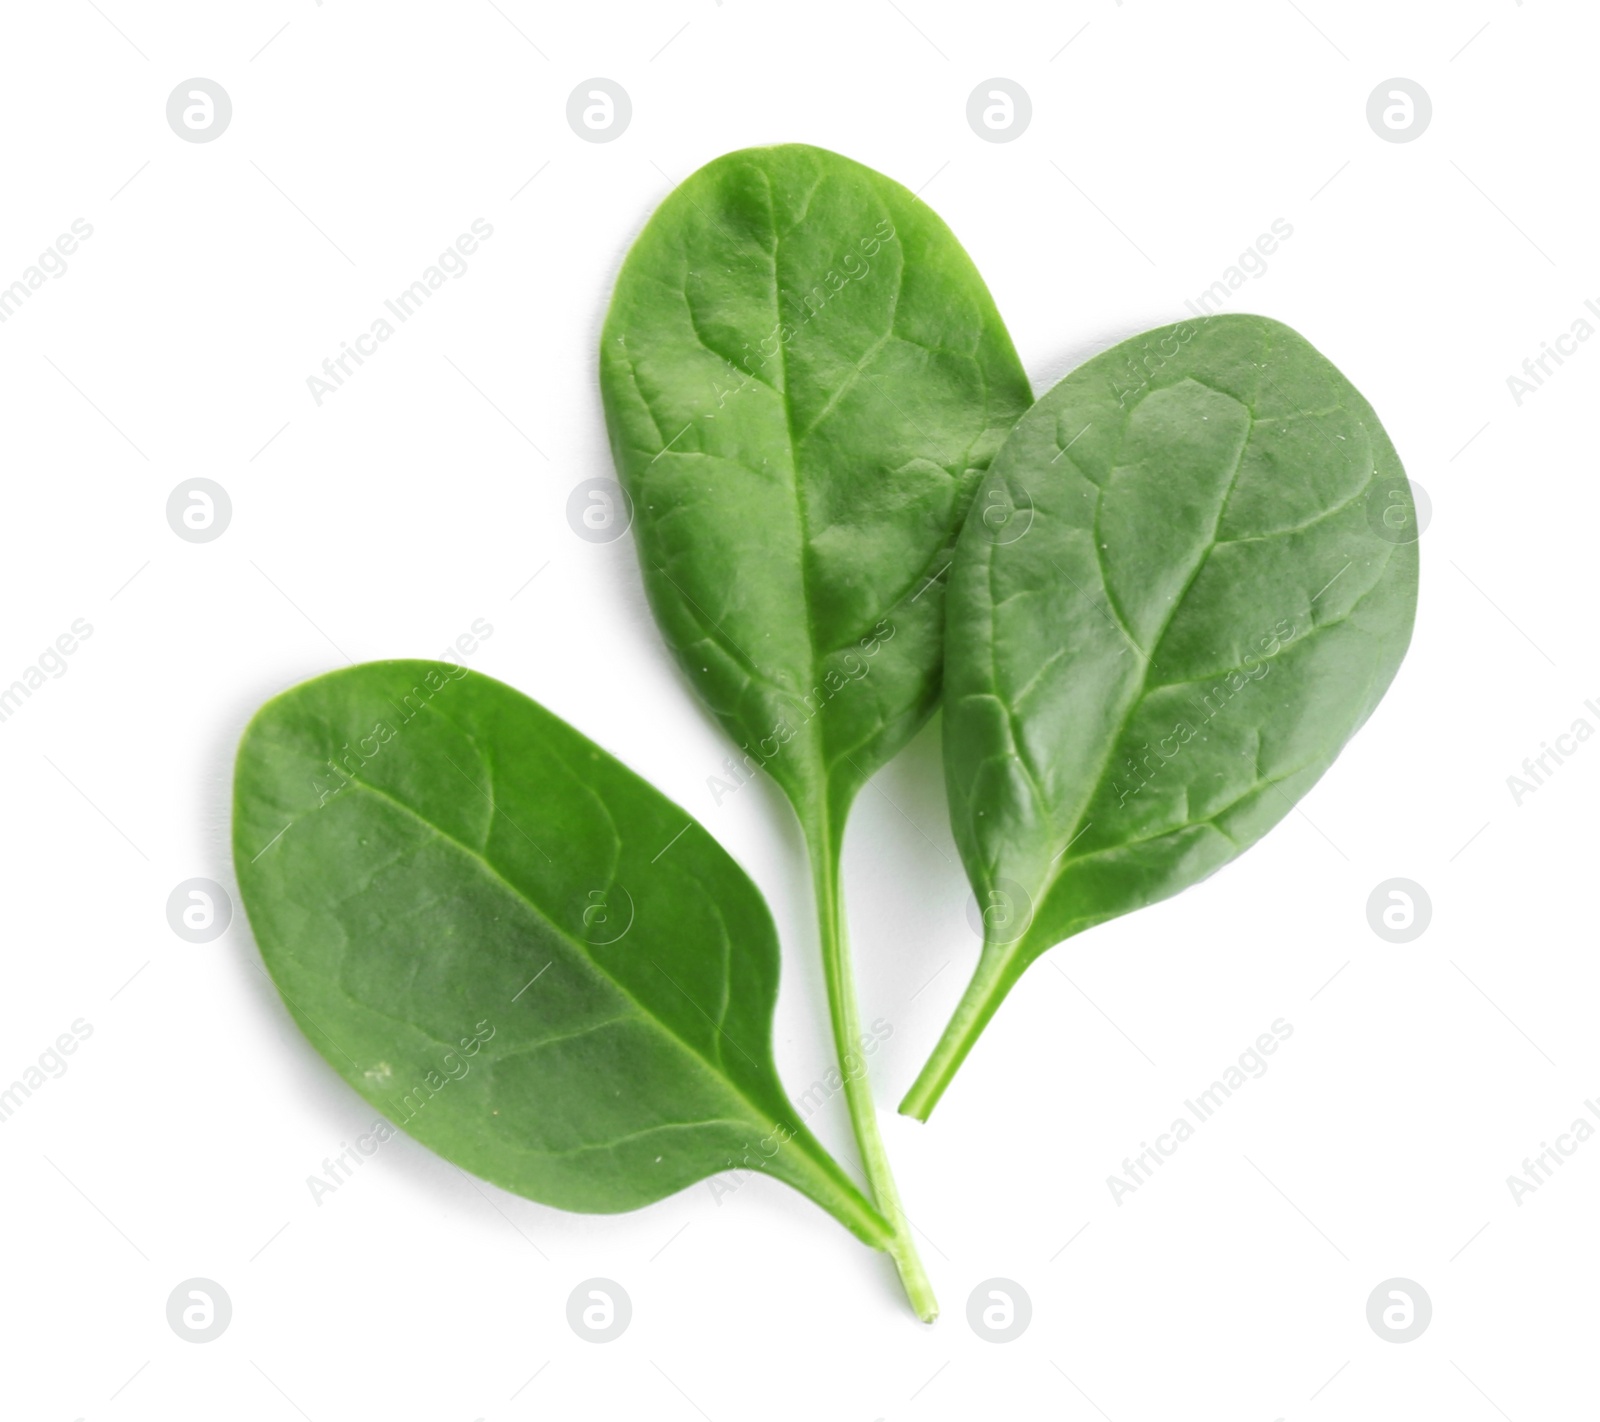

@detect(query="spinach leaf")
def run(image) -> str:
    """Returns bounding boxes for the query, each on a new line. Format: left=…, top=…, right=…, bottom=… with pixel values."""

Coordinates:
left=232, top=661, right=891, bottom=1253
left=600, top=144, right=1032, bottom=1317
left=902, top=315, right=1419, bottom=1118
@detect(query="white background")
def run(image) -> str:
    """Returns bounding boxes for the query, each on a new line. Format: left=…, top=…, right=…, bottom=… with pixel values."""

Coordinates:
left=2, top=2, right=1594, bottom=1418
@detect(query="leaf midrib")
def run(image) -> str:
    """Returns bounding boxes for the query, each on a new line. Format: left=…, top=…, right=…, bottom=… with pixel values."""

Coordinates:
left=991, top=334, right=1404, bottom=962
left=757, top=166, right=951, bottom=804
left=280, top=770, right=788, bottom=1146
left=985, top=337, right=1266, bottom=945
left=1047, top=345, right=1263, bottom=862
left=760, top=166, right=829, bottom=803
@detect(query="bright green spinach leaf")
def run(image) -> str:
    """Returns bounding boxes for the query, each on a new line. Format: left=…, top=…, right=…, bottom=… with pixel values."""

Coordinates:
left=600, top=144, right=1033, bottom=1316
left=902, top=315, right=1419, bottom=1118
left=233, top=661, right=891, bottom=1252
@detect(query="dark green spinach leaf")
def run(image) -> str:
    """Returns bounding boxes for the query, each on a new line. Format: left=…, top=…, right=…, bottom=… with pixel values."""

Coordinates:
left=600, top=144, right=1032, bottom=1316
left=903, top=315, right=1418, bottom=1118
left=233, top=661, right=891, bottom=1251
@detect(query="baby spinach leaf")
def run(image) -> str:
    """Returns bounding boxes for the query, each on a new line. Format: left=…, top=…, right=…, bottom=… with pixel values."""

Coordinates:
left=600, top=144, right=1030, bottom=835
left=600, top=144, right=1032, bottom=1317
left=233, top=661, right=891, bottom=1252
left=902, top=315, right=1419, bottom=1118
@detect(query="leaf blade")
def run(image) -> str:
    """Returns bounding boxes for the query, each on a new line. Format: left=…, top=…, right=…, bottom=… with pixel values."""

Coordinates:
left=600, top=142, right=1033, bottom=825
left=907, top=315, right=1419, bottom=1116
left=234, top=661, right=890, bottom=1246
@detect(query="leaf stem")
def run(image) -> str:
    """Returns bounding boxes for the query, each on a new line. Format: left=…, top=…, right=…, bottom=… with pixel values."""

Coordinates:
left=898, top=941, right=1021, bottom=1122
left=774, top=1123, right=896, bottom=1251
left=807, top=818, right=939, bottom=1322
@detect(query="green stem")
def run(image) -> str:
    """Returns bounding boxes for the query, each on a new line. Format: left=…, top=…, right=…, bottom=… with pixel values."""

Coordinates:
left=898, top=941, right=1022, bottom=1122
left=806, top=816, right=939, bottom=1322
left=774, top=1122, right=896, bottom=1251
